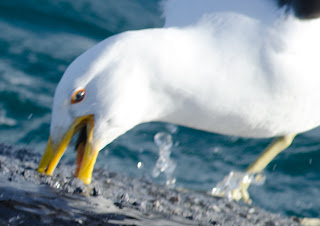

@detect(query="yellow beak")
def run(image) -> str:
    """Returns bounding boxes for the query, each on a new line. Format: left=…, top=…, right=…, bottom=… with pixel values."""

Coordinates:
left=37, top=115, right=99, bottom=184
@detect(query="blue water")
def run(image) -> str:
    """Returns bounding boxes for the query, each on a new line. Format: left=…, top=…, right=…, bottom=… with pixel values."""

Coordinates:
left=1, top=0, right=320, bottom=219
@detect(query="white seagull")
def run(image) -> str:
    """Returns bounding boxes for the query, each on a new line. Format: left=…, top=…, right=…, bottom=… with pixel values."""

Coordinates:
left=38, top=0, right=320, bottom=203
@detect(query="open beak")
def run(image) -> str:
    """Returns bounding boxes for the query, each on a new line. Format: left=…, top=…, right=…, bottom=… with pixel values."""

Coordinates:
left=38, top=114, right=99, bottom=184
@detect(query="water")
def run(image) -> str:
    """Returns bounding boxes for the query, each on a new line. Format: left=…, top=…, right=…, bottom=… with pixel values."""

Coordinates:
left=152, top=132, right=176, bottom=188
left=0, top=0, right=320, bottom=219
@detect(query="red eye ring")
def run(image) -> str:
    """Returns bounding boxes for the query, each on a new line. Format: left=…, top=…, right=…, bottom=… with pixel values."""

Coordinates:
left=71, top=88, right=86, bottom=104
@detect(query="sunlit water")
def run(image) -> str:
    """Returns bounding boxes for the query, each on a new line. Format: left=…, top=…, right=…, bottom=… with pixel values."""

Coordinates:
left=1, top=0, right=320, bottom=219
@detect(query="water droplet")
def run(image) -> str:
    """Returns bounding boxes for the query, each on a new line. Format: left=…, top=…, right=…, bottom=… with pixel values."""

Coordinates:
left=252, top=173, right=266, bottom=185
left=27, top=113, right=33, bottom=119
left=154, top=132, right=173, bottom=150
left=211, top=147, right=220, bottom=153
left=152, top=132, right=176, bottom=188
left=54, top=181, right=60, bottom=189
left=103, top=148, right=109, bottom=156
left=166, top=124, right=179, bottom=134
left=75, top=218, right=83, bottom=224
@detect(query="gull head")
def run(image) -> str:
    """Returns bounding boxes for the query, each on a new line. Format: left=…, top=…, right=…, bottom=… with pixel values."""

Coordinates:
left=37, top=31, right=166, bottom=184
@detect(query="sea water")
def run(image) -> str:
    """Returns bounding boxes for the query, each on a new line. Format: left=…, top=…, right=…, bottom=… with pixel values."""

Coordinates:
left=1, top=0, right=320, bottom=218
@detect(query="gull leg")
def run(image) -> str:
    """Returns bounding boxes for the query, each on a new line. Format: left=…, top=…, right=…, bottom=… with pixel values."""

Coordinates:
left=211, top=134, right=297, bottom=204
left=246, top=134, right=296, bottom=174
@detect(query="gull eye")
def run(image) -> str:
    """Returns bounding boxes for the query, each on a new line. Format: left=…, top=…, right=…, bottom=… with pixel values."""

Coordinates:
left=71, top=89, right=85, bottom=104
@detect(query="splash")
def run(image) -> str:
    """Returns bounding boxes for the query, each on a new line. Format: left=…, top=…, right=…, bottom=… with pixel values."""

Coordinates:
left=152, top=132, right=176, bottom=188
left=211, top=171, right=266, bottom=202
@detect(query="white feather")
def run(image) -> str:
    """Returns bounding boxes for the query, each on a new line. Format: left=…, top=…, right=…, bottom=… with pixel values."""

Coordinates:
left=50, top=0, right=320, bottom=149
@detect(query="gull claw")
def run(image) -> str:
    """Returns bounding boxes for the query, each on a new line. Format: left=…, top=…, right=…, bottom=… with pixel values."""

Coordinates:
left=211, top=171, right=256, bottom=204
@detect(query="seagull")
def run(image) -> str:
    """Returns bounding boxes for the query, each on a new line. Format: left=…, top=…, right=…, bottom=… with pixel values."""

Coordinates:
left=38, top=0, right=320, bottom=203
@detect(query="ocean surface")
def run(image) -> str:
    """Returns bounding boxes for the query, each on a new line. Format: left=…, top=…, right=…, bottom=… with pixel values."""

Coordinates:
left=0, top=0, right=320, bottom=219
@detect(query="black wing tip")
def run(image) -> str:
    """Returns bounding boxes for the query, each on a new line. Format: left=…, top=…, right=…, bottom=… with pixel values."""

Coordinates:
left=277, top=0, right=320, bottom=19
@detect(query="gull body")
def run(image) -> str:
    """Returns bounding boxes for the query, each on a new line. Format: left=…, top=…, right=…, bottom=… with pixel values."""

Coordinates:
left=55, top=12, right=320, bottom=145
left=39, top=0, right=320, bottom=191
